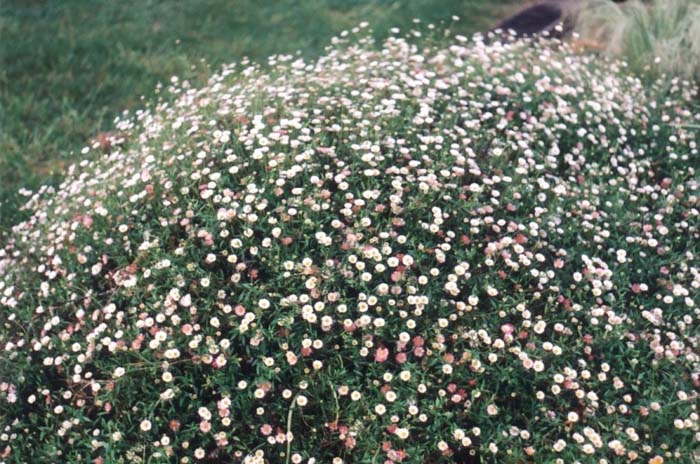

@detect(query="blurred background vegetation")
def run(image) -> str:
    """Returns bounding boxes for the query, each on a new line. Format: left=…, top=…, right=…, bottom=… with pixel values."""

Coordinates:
left=575, top=0, right=700, bottom=82
left=0, top=0, right=519, bottom=229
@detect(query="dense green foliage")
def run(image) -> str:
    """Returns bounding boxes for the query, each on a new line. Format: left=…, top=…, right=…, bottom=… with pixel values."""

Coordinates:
left=1, top=26, right=699, bottom=462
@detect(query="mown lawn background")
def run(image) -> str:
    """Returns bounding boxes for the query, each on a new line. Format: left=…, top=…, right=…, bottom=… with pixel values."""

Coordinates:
left=0, top=0, right=518, bottom=231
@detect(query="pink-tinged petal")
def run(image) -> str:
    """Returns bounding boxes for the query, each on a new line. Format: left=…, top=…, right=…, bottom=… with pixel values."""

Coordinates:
left=375, top=346, right=389, bottom=363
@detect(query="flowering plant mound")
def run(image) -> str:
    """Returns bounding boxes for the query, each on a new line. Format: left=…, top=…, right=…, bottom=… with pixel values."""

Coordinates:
left=1, top=25, right=700, bottom=463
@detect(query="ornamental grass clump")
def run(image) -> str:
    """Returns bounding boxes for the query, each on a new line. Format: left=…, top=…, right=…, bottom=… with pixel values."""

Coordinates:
left=1, top=24, right=700, bottom=463
left=575, top=0, right=700, bottom=83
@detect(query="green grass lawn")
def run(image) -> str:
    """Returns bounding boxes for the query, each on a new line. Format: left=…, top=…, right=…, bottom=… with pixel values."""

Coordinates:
left=0, top=0, right=517, bottom=230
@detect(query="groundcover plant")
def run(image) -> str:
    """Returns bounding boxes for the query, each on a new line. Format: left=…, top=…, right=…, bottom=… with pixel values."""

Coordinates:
left=1, top=23, right=699, bottom=463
